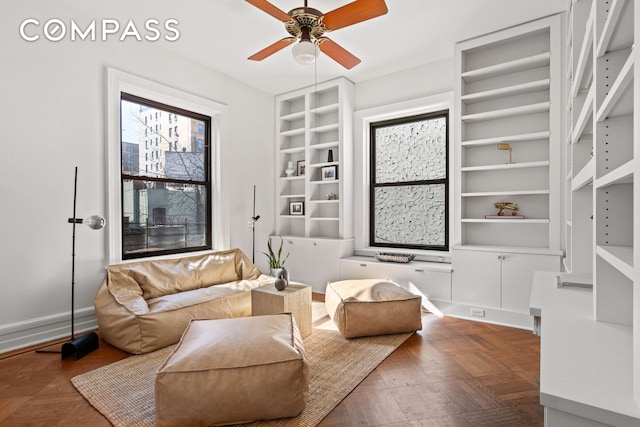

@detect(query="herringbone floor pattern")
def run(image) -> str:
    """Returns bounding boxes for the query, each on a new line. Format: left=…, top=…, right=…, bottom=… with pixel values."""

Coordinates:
left=0, top=306, right=542, bottom=426
left=319, top=313, right=543, bottom=426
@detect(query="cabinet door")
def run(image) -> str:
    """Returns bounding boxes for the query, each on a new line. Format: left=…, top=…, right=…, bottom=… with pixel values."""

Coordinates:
left=280, top=238, right=314, bottom=285
left=407, top=269, right=452, bottom=301
left=277, top=238, right=353, bottom=293
left=311, top=240, right=345, bottom=293
left=339, top=260, right=389, bottom=281
left=501, top=253, right=559, bottom=313
left=452, top=250, right=501, bottom=308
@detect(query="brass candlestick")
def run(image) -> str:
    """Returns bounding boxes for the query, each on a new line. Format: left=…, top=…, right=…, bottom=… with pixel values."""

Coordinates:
left=497, top=143, right=513, bottom=164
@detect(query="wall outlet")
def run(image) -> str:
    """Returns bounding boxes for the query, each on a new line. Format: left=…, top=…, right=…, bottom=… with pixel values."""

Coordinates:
left=471, top=308, right=485, bottom=317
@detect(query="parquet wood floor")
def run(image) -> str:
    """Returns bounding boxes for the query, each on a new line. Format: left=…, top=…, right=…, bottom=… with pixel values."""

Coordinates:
left=0, top=306, right=542, bottom=426
left=319, top=313, right=543, bottom=427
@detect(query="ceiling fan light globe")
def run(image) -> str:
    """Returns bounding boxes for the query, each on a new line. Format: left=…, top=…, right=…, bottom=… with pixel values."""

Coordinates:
left=292, top=40, right=318, bottom=65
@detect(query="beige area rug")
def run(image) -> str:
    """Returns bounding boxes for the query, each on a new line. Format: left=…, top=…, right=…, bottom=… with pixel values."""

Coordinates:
left=71, top=303, right=412, bottom=427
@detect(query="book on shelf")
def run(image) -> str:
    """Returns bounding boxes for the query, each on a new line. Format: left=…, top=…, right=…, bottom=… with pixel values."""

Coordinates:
left=484, top=215, right=525, bottom=219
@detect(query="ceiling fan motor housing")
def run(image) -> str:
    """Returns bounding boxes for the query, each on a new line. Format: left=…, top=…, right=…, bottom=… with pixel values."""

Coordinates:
left=286, top=7, right=327, bottom=41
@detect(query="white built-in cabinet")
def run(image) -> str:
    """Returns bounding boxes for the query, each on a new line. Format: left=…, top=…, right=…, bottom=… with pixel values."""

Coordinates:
left=273, top=78, right=355, bottom=293
left=532, top=0, right=640, bottom=424
left=271, top=236, right=353, bottom=294
left=452, top=15, right=563, bottom=326
left=452, top=248, right=559, bottom=313
left=339, top=256, right=452, bottom=301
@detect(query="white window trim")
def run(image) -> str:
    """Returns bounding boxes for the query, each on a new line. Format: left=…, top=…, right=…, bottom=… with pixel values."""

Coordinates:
left=353, top=92, right=455, bottom=261
left=106, top=68, right=229, bottom=264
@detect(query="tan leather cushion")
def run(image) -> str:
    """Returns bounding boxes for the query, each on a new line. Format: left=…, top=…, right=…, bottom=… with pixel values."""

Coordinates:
left=325, top=279, right=422, bottom=338
left=106, top=248, right=261, bottom=300
left=156, top=314, right=309, bottom=426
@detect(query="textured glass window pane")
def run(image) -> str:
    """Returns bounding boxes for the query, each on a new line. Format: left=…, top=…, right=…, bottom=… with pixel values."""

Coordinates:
left=373, top=184, right=445, bottom=246
left=375, top=116, right=446, bottom=183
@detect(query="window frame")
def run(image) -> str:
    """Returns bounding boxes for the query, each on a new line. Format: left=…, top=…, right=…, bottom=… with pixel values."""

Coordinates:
left=119, top=92, right=213, bottom=260
left=369, top=110, right=450, bottom=251
left=107, top=68, right=229, bottom=264
left=352, top=93, right=454, bottom=259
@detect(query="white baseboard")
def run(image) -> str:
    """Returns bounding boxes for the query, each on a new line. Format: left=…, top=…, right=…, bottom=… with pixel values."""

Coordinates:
left=405, top=281, right=534, bottom=330
left=427, top=300, right=533, bottom=330
left=0, top=306, right=98, bottom=354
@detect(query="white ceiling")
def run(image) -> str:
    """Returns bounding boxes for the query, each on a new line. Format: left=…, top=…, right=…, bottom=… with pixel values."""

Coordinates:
left=56, top=0, right=567, bottom=95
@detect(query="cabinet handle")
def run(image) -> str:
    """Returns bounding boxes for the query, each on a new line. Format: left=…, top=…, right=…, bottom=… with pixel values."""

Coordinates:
left=313, top=242, right=317, bottom=246
left=288, top=241, right=294, bottom=244
left=414, top=269, right=424, bottom=272
left=359, top=264, right=367, bottom=267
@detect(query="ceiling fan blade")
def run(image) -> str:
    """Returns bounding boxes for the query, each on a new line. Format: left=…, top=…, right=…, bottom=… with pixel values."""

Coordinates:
left=245, top=0, right=292, bottom=22
left=318, top=38, right=361, bottom=69
left=322, top=0, right=388, bottom=31
left=248, top=38, right=295, bottom=61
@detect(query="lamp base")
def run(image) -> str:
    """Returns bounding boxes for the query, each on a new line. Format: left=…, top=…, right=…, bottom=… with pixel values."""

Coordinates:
left=61, top=332, right=99, bottom=360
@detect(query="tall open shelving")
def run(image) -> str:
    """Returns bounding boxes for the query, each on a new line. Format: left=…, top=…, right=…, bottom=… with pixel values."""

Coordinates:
left=592, top=0, right=635, bottom=328
left=535, top=1, right=640, bottom=424
left=564, top=0, right=595, bottom=277
left=451, top=15, right=563, bottom=328
left=275, top=77, right=354, bottom=240
left=454, top=16, right=562, bottom=251
left=567, top=0, right=637, bottom=368
left=273, top=78, right=355, bottom=293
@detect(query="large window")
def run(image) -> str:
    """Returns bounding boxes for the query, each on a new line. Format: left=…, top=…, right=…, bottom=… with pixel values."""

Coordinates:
left=119, top=93, right=211, bottom=259
left=370, top=110, right=449, bottom=250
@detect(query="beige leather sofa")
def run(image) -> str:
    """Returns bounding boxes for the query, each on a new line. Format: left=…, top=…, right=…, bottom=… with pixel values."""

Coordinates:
left=94, top=248, right=273, bottom=354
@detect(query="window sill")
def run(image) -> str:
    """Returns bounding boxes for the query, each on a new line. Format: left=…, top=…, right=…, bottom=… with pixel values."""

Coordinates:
left=354, top=247, right=451, bottom=264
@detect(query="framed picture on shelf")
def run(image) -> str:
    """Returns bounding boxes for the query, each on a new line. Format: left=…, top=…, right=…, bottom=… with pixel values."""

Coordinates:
left=321, top=165, right=337, bottom=181
left=289, top=201, right=304, bottom=215
left=297, top=160, right=305, bottom=176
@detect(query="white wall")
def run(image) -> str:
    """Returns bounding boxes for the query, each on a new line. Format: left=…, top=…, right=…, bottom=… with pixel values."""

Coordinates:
left=0, top=1, right=274, bottom=352
left=351, top=57, right=456, bottom=257
left=354, top=57, right=454, bottom=111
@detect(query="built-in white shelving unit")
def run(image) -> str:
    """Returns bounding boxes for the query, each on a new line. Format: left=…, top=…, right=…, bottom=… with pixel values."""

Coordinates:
left=534, top=0, right=640, bottom=424
left=273, top=78, right=355, bottom=293
left=275, top=77, right=354, bottom=240
left=451, top=15, right=563, bottom=327
left=564, top=0, right=636, bottom=322
left=454, top=15, right=562, bottom=251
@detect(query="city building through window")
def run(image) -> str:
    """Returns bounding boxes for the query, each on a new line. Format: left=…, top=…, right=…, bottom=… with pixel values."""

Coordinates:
left=119, top=92, right=212, bottom=259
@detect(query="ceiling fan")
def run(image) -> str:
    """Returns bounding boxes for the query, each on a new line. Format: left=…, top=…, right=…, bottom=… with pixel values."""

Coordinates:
left=245, top=0, right=388, bottom=69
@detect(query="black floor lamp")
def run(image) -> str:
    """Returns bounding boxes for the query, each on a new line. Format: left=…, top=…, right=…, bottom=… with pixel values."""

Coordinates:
left=38, top=167, right=105, bottom=360
left=249, top=185, right=260, bottom=263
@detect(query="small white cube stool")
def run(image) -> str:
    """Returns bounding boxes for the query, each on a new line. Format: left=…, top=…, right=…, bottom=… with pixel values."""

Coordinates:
left=155, top=314, right=309, bottom=426
left=325, top=279, right=422, bottom=338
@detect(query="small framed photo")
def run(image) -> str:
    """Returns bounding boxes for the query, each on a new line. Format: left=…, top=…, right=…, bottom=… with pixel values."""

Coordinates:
left=321, top=165, right=338, bottom=181
left=297, top=160, right=306, bottom=176
left=289, top=201, right=304, bottom=215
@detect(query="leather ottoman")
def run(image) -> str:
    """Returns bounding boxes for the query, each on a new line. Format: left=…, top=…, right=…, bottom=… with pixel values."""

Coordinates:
left=155, top=314, right=309, bottom=426
left=325, top=279, right=422, bottom=338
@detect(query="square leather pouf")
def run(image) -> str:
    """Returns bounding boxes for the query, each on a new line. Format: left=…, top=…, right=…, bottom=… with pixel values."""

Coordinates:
left=155, top=314, right=309, bottom=427
left=325, top=279, right=422, bottom=338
